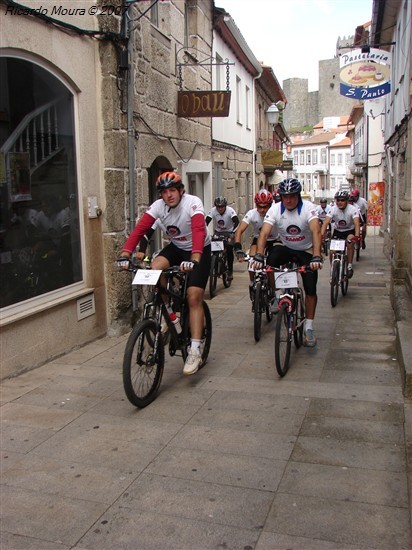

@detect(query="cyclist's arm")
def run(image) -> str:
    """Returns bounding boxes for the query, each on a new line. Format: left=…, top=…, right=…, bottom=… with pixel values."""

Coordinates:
left=231, top=215, right=240, bottom=233
left=122, top=212, right=156, bottom=256
left=320, top=216, right=332, bottom=238
left=234, top=220, right=248, bottom=246
left=205, top=215, right=212, bottom=226
left=309, top=217, right=322, bottom=257
left=138, top=227, right=155, bottom=253
left=191, top=212, right=207, bottom=263
left=353, top=216, right=361, bottom=237
left=255, top=221, right=272, bottom=256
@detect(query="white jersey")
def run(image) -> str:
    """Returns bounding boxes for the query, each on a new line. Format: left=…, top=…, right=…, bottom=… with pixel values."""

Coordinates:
left=354, top=196, right=368, bottom=216
left=264, top=200, right=318, bottom=251
left=315, top=205, right=330, bottom=222
left=328, top=204, right=359, bottom=232
left=147, top=193, right=211, bottom=251
left=242, top=208, right=279, bottom=241
left=207, top=206, right=237, bottom=233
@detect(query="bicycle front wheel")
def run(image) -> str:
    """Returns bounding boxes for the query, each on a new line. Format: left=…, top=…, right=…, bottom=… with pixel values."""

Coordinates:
left=209, top=255, right=218, bottom=299
left=341, top=258, right=349, bottom=296
left=182, top=301, right=212, bottom=368
left=275, top=303, right=292, bottom=377
left=123, top=319, right=165, bottom=408
left=330, top=261, right=339, bottom=307
left=253, top=281, right=263, bottom=342
left=293, top=292, right=305, bottom=348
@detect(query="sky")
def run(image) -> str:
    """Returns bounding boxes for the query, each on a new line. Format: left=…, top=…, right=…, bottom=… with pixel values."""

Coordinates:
left=216, top=0, right=374, bottom=91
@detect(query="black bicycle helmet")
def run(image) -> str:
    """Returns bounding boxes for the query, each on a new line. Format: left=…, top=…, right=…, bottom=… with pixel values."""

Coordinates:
left=278, top=178, right=302, bottom=195
left=320, top=198, right=327, bottom=204
left=156, top=171, right=183, bottom=190
left=214, top=196, right=228, bottom=207
left=335, top=190, right=349, bottom=200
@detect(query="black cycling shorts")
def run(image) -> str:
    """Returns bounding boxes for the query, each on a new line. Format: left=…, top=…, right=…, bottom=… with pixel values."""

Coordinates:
left=333, top=229, right=354, bottom=241
left=267, top=244, right=318, bottom=297
left=157, top=242, right=211, bottom=290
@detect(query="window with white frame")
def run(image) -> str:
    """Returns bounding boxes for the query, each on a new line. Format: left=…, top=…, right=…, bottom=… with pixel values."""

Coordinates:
left=345, top=153, right=350, bottom=165
left=331, top=176, right=336, bottom=188
left=330, top=153, right=336, bottom=166
left=294, top=150, right=298, bottom=166
left=300, top=150, right=304, bottom=164
left=245, top=86, right=250, bottom=129
left=312, top=149, right=318, bottom=164
left=236, top=76, right=242, bottom=124
left=215, top=53, right=223, bottom=90
left=321, top=148, right=327, bottom=164
left=338, top=153, right=343, bottom=165
left=306, top=150, right=311, bottom=165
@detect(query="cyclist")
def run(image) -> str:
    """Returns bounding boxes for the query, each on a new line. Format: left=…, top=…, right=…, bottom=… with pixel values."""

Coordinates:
left=350, top=189, right=368, bottom=249
left=316, top=198, right=330, bottom=225
left=206, top=196, right=239, bottom=280
left=251, top=178, right=323, bottom=347
left=233, top=189, right=279, bottom=295
left=321, top=190, right=360, bottom=279
left=117, top=171, right=211, bottom=376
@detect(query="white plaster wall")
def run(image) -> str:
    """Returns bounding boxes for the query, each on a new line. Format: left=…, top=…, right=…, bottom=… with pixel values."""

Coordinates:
left=212, top=34, right=255, bottom=151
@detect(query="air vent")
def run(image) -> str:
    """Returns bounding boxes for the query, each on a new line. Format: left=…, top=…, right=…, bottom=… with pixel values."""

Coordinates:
left=77, top=294, right=95, bottom=321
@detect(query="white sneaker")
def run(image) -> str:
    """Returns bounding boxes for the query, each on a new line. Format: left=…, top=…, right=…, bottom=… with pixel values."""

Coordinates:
left=183, top=350, right=202, bottom=375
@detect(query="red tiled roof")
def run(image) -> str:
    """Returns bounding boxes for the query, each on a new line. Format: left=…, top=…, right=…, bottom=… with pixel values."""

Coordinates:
left=330, top=137, right=351, bottom=147
left=290, top=131, right=344, bottom=146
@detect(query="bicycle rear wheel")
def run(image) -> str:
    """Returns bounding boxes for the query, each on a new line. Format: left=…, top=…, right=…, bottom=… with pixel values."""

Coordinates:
left=330, top=261, right=339, bottom=307
left=182, top=300, right=212, bottom=368
left=123, top=319, right=165, bottom=408
left=341, top=258, right=349, bottom=296
left=253, top=281, right=263, bottom=342
left=275, top=303, right=292, bottom=377
left=209, top=255, right=218, bottom=299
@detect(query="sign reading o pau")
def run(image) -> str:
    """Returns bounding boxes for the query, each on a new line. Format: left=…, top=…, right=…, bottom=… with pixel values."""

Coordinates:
left=339, top=48, right=391, bottom=100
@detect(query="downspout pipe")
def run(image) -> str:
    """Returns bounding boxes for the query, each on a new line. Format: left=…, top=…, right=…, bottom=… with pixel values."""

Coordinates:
left=123, top=6, right=136, bottom=233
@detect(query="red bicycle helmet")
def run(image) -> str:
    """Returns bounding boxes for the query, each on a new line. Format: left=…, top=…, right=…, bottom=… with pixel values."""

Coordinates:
left=351, top=189, right=360, bottom=198
left=254, top=189, right=273, bottom=205
left=156, top=171, right=183, bottom=190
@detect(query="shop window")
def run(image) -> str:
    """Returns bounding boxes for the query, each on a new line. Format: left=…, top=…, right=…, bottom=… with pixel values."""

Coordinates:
left=0, top=57, right=82, bottom=308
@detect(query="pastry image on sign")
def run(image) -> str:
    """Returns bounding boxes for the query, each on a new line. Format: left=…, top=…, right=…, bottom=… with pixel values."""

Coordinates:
left=340, top=61, right=390, bottom=88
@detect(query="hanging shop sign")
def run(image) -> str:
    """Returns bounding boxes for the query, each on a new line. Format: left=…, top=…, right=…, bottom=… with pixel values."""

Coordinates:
left=177, top=91, right=231, bottom=118
left=261, top=150, right=283, bottom=168
left=367, top=182, right=385, bottom=226
left=339, top=48, right=391, bottom=100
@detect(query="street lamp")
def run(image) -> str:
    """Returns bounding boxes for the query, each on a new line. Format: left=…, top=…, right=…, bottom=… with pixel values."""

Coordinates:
left=266, top=103, right=279, bottom=150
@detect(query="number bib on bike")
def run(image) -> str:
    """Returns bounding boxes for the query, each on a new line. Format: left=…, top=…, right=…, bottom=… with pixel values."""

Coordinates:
left=275, top=271, right=298, bottom=289
left=330, top=239, right=346, bottom=251
left=132, top=270, right=162, bottom=285
left=211, top=241, right=224, bottom=252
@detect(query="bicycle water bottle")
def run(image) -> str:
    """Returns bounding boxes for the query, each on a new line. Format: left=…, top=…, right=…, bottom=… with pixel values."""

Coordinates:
left=165, top=303, right=181, bottom=333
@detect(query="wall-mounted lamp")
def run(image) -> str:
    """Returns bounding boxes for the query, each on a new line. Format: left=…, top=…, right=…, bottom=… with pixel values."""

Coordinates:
left=266, top=103, right=279, bottom=126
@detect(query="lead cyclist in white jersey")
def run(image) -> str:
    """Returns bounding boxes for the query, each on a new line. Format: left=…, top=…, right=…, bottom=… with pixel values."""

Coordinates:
left=117, top=171, right=211, bottom=376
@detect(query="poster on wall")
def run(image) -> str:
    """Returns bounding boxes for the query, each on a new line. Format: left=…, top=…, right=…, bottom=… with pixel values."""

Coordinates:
left=367, top=182, right=385, bottom=226
left=7, top=152, right=31, bottom=202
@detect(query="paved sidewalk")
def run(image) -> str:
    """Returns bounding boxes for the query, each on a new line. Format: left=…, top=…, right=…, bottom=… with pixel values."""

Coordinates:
left=1, top=235, right=411, bottom=549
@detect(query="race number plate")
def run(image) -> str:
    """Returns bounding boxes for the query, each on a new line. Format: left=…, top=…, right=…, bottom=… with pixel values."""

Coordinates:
left=132, top=269, right=162, bottom=285
left=275, top=271, right=298, bottom=289
left=211, top=240, right=224, bottom=252
left=330, top=239, right=346, bottom=251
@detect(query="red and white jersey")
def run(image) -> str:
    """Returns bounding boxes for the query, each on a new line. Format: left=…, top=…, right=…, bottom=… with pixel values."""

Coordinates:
left=206, top=206, right=237, bottom=233
left=242, top=208, right=279, bottom=241
left=263, top=200, right=318, bottom=251
left=146, top=193, right=211, bottom=251
left=328, top=204, right=359, bottom=231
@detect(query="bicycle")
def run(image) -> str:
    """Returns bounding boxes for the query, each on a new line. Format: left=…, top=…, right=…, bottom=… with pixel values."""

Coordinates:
left=209, top=231, right=233, bottom=299
left=248, top=256, right=276, bottom=342
left=121, top=260, right=212, bottom=408
left=272, top=263, right=307, bottom=377
left=329, top=238, right=349, bottom=307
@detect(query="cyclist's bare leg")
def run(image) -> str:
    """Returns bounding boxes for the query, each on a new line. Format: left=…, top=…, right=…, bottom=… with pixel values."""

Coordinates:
left=305, top=294, right=317, bottom=321
left=151, top=255, right=171, bottom=305
left=346, top=233, right=355, bottom=264
left=187, top=286, right=205, bottom=340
